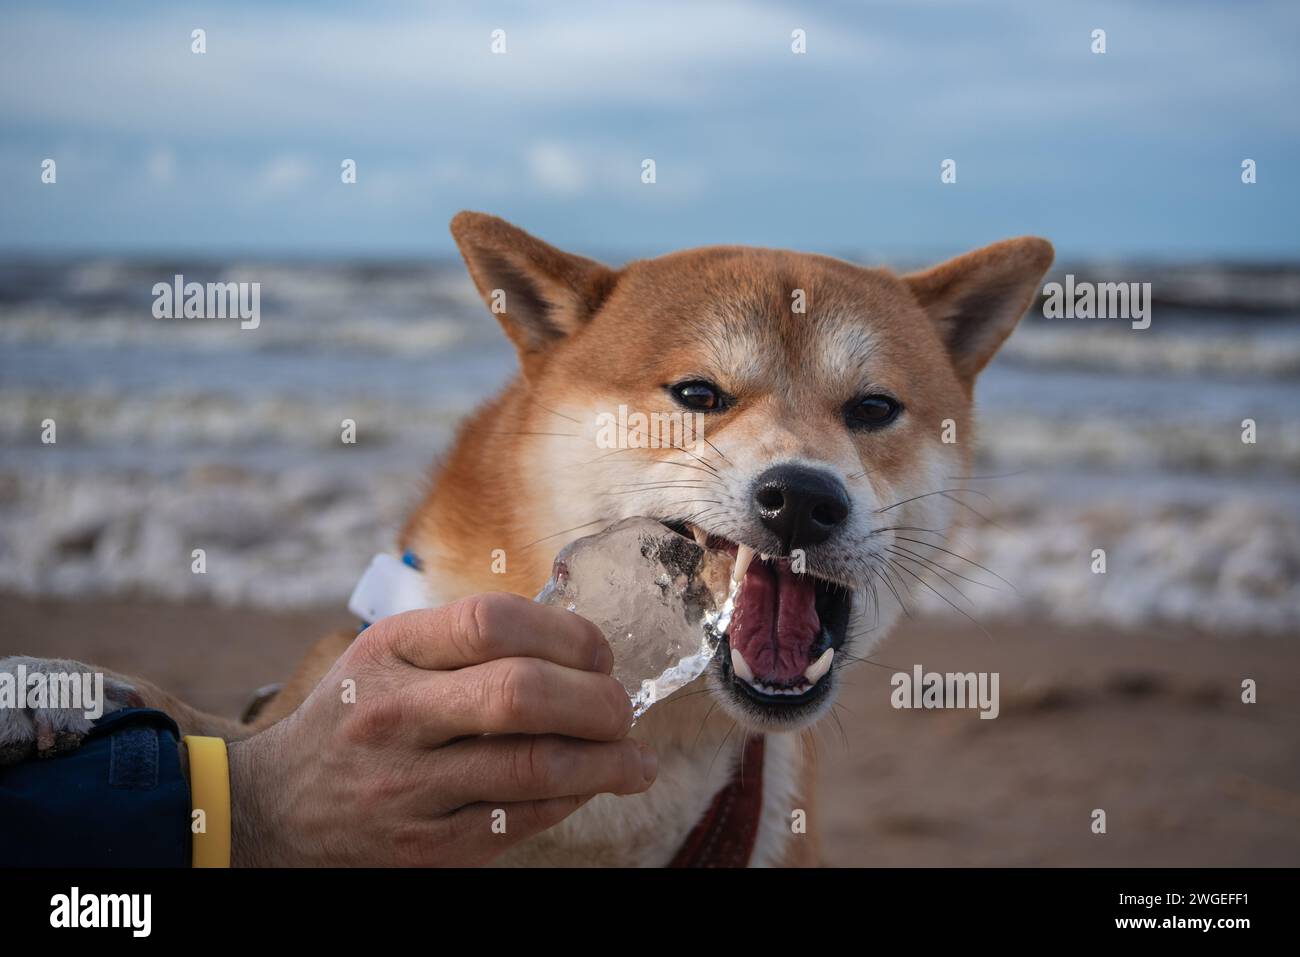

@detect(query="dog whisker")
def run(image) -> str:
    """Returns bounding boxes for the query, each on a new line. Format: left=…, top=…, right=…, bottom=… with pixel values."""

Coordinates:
left=873, top=524, right=951, bottom=540
left=529, top=400, right=584, bottom=426
left=887, top=550, right=976, bottom=609
left=878, top=556, right=915, bottom=602
left=885, top=557, right=992, bottom=638
left=520, top=518, right=607, bottom=550
left=666, top=447, right=721, bottom=476
left=942, top=468, right=1027, bottom=481
left=691, top=700, right=720, bottom=751
left=937, top=490, right=1006, bottom=530
left=870, top=564, right=912, bottom=618
left=708, top=720, right=739, bottom=778
left=796, top=727, right=818, bottom=765
left=653, top=460, right=724, bottom=476
left=874, top=486, right=995, bottom=513
left=827, top=706, right=850, bottom=752
left=886, top=542, right=999, bottom=592
left=845, top=465, right=882, bottom=481
left=698, top=435, right=732, bottom=466
left=462, top=427, right=581, bottom=438
left=613, top=424, right=722, bottom=476
left=607, top=480, right=714, bottom=491
left=890, top=536, right=1017, bottom=591
left=835, top=648, right=905, bottom=672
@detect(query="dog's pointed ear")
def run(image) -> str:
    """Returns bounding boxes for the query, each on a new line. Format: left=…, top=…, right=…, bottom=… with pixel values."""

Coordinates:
left=902, top=237, right=1053, bottom=382
left=450, top=211, right=617, bottom=365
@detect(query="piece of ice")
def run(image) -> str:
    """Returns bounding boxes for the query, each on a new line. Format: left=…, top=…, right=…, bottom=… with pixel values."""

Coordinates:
left=535, top=517, right=739, bottom=720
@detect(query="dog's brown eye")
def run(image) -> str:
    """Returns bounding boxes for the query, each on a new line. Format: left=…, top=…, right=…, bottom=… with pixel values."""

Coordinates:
left=670, top=380, right=725, bottom=411
left=846, top=395, right=901, bottom=429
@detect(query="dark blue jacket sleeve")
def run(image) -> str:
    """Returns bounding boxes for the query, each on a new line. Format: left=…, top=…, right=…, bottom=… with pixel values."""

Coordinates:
left=0, top=708, right=191, bottom=867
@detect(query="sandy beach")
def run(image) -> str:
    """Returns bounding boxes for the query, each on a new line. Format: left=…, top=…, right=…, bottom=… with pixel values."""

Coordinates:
left=5, top=593, right=1295, bottom=867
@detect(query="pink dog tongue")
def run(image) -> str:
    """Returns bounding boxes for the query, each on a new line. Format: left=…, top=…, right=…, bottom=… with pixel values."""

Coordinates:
left=730, top=558, right=821, bottom=683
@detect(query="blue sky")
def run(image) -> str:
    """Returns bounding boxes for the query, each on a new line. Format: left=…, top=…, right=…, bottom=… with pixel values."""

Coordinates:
left=1, top=0, right=1296, bottom=260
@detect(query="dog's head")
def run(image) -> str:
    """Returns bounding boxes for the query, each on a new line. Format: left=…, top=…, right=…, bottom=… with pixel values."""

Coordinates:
left=450, top=212, right=1052, bottom=732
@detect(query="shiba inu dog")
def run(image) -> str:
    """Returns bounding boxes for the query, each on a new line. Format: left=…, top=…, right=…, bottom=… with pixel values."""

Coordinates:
left=0, top=213, right=1052, bottom=866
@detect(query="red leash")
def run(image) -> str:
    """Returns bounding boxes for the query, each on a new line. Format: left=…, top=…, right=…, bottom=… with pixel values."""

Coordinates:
left=668, top=735, right=765, bottom=868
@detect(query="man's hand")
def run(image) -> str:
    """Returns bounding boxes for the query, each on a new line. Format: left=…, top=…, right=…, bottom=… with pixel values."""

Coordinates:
left=227, top=593, right=654, bottom=866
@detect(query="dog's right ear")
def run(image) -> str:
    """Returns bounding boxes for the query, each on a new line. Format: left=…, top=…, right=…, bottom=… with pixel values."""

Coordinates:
left=450, top=212, right=617, bottom=369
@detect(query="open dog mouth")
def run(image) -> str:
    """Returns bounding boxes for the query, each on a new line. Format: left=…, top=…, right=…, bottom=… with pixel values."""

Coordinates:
left=665, top=521, right=852, bottom=713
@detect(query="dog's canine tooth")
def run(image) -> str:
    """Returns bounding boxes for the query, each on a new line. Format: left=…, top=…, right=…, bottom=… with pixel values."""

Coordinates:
left=732, top=544, right=756, bottom=584
left=730, top=647, right=755, bottom=683
left=804, top=648, right=834, bottom=684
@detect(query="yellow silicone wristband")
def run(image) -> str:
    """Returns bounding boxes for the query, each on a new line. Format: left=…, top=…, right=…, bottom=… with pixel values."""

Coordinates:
left=183, top=735, right=231, bottom=868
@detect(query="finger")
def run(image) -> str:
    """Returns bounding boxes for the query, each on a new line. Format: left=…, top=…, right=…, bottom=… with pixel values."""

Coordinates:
left=375, top=593, right=612, bottom=674
left=441, top=795, right=596, bottom=860
left=384, top=796, right=595, bottom=867
left=428, top=735, right=656, bottom=809
left=407, top=657, right=632, bottom=746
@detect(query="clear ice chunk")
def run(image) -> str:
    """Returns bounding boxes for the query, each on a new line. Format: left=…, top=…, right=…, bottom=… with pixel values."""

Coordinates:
left=535, top=517, right=739, bottom=720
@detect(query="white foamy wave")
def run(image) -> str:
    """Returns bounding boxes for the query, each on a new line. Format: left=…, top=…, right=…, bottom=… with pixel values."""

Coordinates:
left=898, top=489, right=1300, bottom=635
left=0, top=389, right=473, bottom=450
left=0, top=467, right=1295, bottom=633
left=0, top=305, right=483, bottom=356
left=1002, top=325, right=1300, bottom=378
left=0, top=466, right=417, bottom=610
left=977, top=414, right=1300, bottom=474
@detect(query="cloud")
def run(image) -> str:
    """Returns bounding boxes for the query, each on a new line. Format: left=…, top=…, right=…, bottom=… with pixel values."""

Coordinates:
left=527, top=142, right=585, bottom=195
left=257, top=154, right=312, bottom=194
left=1, top=0, right=1297, bottom=255
left=0, top=2, right=867, bottom=138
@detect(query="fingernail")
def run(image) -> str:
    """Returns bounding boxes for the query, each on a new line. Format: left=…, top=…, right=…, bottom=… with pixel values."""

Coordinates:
left=638, top=743, right=658, bottom=782
left=592, top=643, right=614, bottom=674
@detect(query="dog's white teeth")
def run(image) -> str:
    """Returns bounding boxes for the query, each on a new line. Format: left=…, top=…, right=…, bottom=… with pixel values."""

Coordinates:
left=688, top=523, right=709, bottom=548
left=804, top=648, right=834, bottom=684
left=731, top=659, right=814, bottom=696
left=730, top=648, right=754, bottom=682
left=732, top=544, right=756, bottom=584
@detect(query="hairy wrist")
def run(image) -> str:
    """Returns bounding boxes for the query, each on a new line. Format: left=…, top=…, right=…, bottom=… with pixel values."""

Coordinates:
left=227, top=728, right=285, bottom=867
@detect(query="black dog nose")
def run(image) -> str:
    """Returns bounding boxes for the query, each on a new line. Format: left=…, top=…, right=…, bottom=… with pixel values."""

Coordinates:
left=752, top=465, right=851, bottom=550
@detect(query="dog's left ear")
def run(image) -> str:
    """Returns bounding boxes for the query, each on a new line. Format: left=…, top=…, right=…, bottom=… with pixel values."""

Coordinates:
left=902, top=237, right=1053, bottom=382
left=450, top=211, right=617, bottom=370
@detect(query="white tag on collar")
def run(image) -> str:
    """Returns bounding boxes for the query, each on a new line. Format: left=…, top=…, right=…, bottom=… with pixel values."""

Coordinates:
left=348, top=554, right=432, bottom=625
